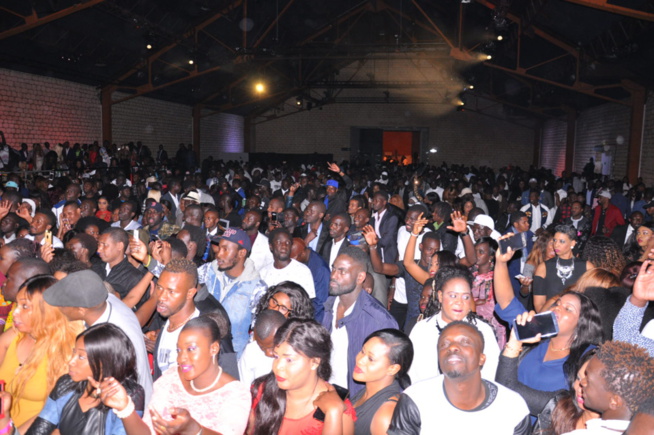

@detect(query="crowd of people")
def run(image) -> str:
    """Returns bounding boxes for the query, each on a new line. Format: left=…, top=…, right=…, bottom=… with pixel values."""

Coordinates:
left=0, top=135, right=652, bottom=434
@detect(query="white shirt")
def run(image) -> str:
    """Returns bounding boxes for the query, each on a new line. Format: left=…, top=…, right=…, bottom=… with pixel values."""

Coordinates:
left=394, top=227, right=430, bottom=304
left=329, top=238, right=346, bottom=271
left=91, top=294, right=153, bottom=406
left=111, top=220, right=142, bottom=231
left=563, top=418, right=629, bottom=435
left=260, top=259, right=316, bottom=298
left=307, top=223, right=323, bottom=252
left=408, top=312, right=500, bottom=384
left=329, top=296, right=355, bottom=389
left=157, top=308, right=200, bottom=373
left=397, top=376, right=530, bottom=435
left=238, top=341, right=273, bottom=388
left=25, top=234, right=64, bottom=249
left=373, top=208, right=387, bottom=237
left=249, top=232, right=274, bottom=271
left=521, top=203, right=552, bottom=232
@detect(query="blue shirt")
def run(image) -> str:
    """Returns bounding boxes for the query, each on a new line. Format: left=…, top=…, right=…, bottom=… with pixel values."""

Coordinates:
left=518, top=341, right=568, bottom=394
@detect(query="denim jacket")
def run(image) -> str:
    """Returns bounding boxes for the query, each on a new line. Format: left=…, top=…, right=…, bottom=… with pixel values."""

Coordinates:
left=322, top=290, right=398, bottom=397
left=199, top=258, right=267, bottom=357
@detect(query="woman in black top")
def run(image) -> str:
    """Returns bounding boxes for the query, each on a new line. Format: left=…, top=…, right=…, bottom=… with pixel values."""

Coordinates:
left=351, top=329, right=413, bottom=435
left=533, top=225, right=593, bottom=312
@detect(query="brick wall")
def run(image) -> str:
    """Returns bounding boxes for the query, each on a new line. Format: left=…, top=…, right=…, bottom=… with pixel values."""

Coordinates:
left=641, top=91, right=654, bottom=185
left=0, top=68, right=101, bottom=146
left=540, top=98, right=651, bottom=182
left=0, top=69, right=245, bottom=158
left=253, top=100, right=536, bottom=168
left=540, top=119, right=566, bottom=176
left=573, top=103, right=630, bottom=177
left=111, top=93, right=193, bottom=155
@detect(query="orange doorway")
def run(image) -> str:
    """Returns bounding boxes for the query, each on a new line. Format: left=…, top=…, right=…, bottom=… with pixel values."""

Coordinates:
left=383, top=131, right=416, bottom=165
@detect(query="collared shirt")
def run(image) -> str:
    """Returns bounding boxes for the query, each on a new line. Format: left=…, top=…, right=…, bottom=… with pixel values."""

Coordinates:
left=373, top=208, right=387, bottom=236
left=329, top=238, right=346, bottom=270
left=307, top=222, right=323, bottom=252
left=111, top=220, right=142, bottom=231
left=329, top=296, right=356, bottom=389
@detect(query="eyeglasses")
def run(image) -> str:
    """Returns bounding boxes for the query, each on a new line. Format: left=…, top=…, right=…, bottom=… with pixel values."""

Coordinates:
left=268, top=296, right=292, bottom=315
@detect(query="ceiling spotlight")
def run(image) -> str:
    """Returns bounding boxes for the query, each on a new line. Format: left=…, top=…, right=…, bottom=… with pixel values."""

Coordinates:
left=146, top=44, right=153, bottom=50
left=469, top=85, right=474, bottom=89
left=429, top=148, right=438, bottom=153
left=497, top=35, right=503, bottom=41
left=295, top=96, right=303, bottom=107
left=486, top=54, right=492, bottom=60
left=254, top=82, right=265, bottom=94
left=188, top=59, right=194, bottom=65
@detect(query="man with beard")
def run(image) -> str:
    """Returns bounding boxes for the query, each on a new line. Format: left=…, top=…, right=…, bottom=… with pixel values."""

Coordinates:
left=143, top=202, right=179, bottom=240
left=241, top=210, right=273, bottom=270
left=388, top=322, right=530, bottom=434
left=198, top=227, right=267, bottom=357
left=148, top=259, right=234, bottom=379
left=320, top=246, right=397, bottom=397
left=260, top=228, right=316, bottom=300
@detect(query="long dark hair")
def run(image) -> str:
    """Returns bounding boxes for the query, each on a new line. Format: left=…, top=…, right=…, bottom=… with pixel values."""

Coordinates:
left=250, top=319, right=332, bottom=435
left=561, top=292, right=603, bottom=383
left=363, top=329, right=413, bottom=389
left=75, top=323, right=140, bottom=408
left=253, top=281, right=314, bottom=320
left=423, top=266, right=472, bottom=319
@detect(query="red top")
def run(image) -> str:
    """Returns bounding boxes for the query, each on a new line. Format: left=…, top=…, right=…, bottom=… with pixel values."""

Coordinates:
left=252, top=383, right=357, bottom=435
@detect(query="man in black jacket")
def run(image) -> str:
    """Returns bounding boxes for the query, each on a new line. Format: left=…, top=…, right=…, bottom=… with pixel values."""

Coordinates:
left=92, top=227, right=145, bottom=305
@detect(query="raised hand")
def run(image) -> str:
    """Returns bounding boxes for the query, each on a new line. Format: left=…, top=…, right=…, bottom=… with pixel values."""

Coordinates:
left=446, top=211, right=467, bottom=233
left=631, top=259, right=654, bottom=307
left=129, top=236, right=148, bottom=263
left=90, top=376, right=130, bottom=412
left=327, top=162, right=341, bottom=173
left=40, top=242, right=55, bottom=263
left=362, top=225, right=379, bottom=246
left=495, top=234, right=516, bottom=263
left=411, top=213, right=429, bottom=235
left=0, top=200, right=11, bottom=220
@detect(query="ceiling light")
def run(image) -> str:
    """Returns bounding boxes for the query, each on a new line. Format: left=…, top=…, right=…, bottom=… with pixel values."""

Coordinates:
left=486, top=54, right=492, bottom=60
left=188, top=59, right=194, bottom=65
left=497, top=35, right=503, bottom=41
left=255, top=82, right=265, bottom=93
left=146, top=44, right=153, bottom=50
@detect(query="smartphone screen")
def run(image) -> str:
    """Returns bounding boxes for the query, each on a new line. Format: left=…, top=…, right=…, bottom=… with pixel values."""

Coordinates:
left=219, top=219, right=230, bottom=229
left=500, top=233, right=527, bottom=254
left=513, top=311, right=559, bottom=341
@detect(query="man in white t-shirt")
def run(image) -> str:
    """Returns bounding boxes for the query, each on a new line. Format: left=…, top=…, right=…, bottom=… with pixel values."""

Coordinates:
left=238, top=309, right=286, bottom=387
left=389, top=321, right=530, bottom=434
left=260, top=228, right=315, bottom=298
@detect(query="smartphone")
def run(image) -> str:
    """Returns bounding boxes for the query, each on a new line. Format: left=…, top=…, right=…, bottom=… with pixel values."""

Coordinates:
left=500, top=233, right=527, bottom=254
left=270, top=212, right=278, bottom=222
left=515, top=274, right=525, bottom=280
left=219, top=218, right=230, bottom=229
left=513, top=311, right=559, bottom=341
left=44, top=230, right=53, bottom=245
left=133, top=229, right=139, bottom=240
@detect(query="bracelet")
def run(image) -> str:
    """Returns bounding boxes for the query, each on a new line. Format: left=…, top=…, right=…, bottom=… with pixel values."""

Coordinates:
left=112, top=396, right=135, bottom=419
left=504, top=344, right=522, bottom=354
left=459, top=231, right=469, bottom=237
left=0, top=421, right=13, bottom=435
left=144, top=255, right=151, bottom=268
left=410, top=232, right=420, bottom=237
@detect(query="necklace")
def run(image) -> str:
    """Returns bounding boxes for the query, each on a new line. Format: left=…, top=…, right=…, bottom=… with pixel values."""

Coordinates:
left=549, top=341, right=571, bottom=352
left=190, top=366, right=222, bottom=393
left=167, top=311, right=195, bottom=332
left=556, top=257, right=575, bottom=285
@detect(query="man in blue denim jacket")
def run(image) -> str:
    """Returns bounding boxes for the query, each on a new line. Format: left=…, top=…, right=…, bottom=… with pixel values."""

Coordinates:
left=321, top=246, right=398, bottom=397
left=198, top=228, right=268, bottom=357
